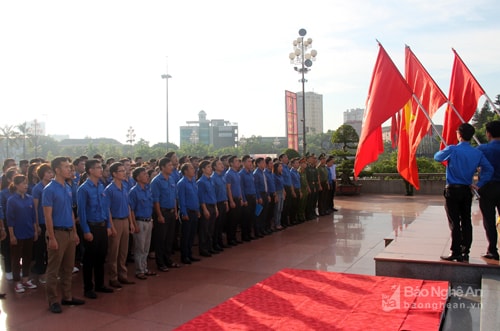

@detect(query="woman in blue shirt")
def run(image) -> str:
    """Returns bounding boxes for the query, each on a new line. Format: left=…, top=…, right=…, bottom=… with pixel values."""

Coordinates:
left=7, top=175, right=38, bottom=293
left=1, top=166, right=18, bottom=280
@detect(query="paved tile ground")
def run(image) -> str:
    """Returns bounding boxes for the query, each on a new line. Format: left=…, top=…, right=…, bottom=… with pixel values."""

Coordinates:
left=0, top=194, right=490, bottom=330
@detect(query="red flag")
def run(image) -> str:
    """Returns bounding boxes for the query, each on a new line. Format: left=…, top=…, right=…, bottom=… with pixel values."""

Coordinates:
left=354, top=44, right=412, bottom=177
left=397, top=47, right=447, bottom=189
left=441, top=49, right=485, bottom=148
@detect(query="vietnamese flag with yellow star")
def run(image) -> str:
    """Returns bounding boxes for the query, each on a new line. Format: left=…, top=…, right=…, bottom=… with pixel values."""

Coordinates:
left=397, top=47, right=447, bottom=190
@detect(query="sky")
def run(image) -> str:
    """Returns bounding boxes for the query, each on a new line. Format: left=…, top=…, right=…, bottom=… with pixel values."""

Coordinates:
left=1, top=0, right=499, bottom=146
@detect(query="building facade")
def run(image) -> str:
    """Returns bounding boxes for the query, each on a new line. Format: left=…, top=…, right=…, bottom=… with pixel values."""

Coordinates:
left=343, top=108, right=364, bottom=137
left=180, top=111, right=238, bottom=149
left=296, top=91, right=323, bottom=137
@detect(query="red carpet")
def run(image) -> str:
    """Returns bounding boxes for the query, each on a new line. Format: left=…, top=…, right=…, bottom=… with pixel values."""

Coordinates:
left=175, top=269, right=448, bottom=331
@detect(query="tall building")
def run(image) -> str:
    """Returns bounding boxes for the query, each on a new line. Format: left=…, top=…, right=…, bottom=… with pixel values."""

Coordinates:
left=180, top=111, right=238, bottom=149
left=343, top=108, right=364, bottom=137
left=296, top=91, right=323, bottom=137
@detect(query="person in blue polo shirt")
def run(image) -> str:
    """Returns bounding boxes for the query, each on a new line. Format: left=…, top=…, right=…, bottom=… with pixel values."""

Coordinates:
left=31, top=163, right=53, bottom=281
left=253, top=157, right=270, bottom=237
left=211, top=159, right=228, bottom=251
left=150, top=157, right=179, bottom=271
left=7, top=174, right=38, bottom=294
left=224, top=156, right=243, bottom=246
left=105, top=162, right=135, bottom=288
left=43, top=156, right=84, bottom=313
left=177, top=162, right=201, bottom=264
left=239, top=155, right=256, bottom=241
left=197, top=160, right=219, bottom=257
left=434, top=123, right=493, bottom=262
left=477, top=120, right=500, bottom=261
left=129, top=167, right=155, bottom=280
left=77, top=159, right=114, bottom=299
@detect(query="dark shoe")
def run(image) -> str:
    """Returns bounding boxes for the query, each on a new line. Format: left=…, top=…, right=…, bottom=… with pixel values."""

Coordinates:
left=333, top=208, right=339, bottom=212
left=61, top=297, right=85, bottom=306
left=118, top=278, right=135, bottom=285
left=209, top=250, right=220, bottom=255
left=109, top=280, right=122, bottom=288
left=440, top=254, right=463, bottom=262
left=0, top=293, right=6, bottom=299
left=96, top=286, right=114, bottom=293
left=84, top=291, right=97, bottom=299
left=481, top=253, right=500, bottom=260
left=145, top=271, right=157, bottom=276
left=49, top=302, right=62, bottom=313
left=167, top=262, right=182, bottom=268
left=189, top=256, right=201, bottom=262
left=221, top=244, right=230, bottom=249
left=200, top=252, right=212, bottom=257
left=181, top=258, right=192, bottom=264
left=236, top=240, right=243, bottom=244
left=213, top=246, right=223, bottom=252
left=462, top=254, right=470, bottom=262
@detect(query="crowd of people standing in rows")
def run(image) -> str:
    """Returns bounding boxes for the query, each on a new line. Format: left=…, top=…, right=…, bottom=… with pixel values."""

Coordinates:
left=0, top=151, right=338, bottom=313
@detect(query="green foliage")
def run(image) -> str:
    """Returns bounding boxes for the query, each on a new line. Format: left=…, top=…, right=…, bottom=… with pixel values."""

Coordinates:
left=331, top=124, right=359, bottom=152
left=284, top=148, right=300, bottom=159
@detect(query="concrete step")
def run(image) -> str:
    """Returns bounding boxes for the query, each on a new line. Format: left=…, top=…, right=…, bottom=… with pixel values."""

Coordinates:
left=480, top=274, right=500, bottom=331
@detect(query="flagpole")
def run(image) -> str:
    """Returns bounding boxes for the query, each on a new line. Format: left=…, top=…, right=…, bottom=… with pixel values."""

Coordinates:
left=411, top=94, right=447, bottom=145
left=447, top=101, right=482, bottom=145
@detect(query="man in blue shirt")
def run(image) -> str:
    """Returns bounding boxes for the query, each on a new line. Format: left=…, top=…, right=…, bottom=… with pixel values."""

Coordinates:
left=150, top=157, right=179, bottom=271
left=477, top=120, right=500, bottom=261
left=105, top=162, right=135, bottom=288
left=225, top=156, right=243, bottom=246
left=434, top=123, right=493, bottom=262
left=43, top=157, right=84, bottom=313
left=197, top=160, right=219, bottom=257
left=77, top=159, right=114, bottom=299
left=129, top=167, right=154, bottom=279
left=177, top=162, right=200, bottom=264
left=240, top=155, right=256, bottom=241
left=211, top=159, right=229, bottom=250
left=253, top=157, right=270, bottom=237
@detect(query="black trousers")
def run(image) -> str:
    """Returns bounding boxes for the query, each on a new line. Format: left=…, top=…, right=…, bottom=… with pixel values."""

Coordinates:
left=444, top=186, right=473, bottom=254
left=153, top=208, right=176, bottom=268
left=215, top=201, right=227, bottom=248
left=242, top=195, right=256, bottom=239
left=181, top=210, right=199, bottom=260
left=199, top=204, right=216, bottom=254
left=255, top=192, right=269, bottom=235
left=479, top=181, right=500, bottom=255
left=227, top=199, right=242, bottom=243
left=32, top=224, right=47, bottom=274
left=281, top=186, right=293, bottom=225
left=83, top=224, right=108, bottom=291
left=1, top=219, right=11, bottom=273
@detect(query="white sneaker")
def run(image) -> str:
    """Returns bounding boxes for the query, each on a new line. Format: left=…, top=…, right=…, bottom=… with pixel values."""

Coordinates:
left=72, top=267, right=79, bottom=274
left=5, top=272, right=13, bottom=281
left=15, top=283, right=25, bottom=293
left=39, top=277, right=47, bottom=284
left=22, top=280, right=37, bottom=289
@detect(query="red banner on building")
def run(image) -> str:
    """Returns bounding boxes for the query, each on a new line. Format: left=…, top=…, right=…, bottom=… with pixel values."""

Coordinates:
left=285, top=90, right=298, bottom=150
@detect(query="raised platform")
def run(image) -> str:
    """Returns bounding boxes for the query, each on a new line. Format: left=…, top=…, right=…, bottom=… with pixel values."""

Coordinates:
left=375, top=202, right=500, bottom=287
left=175, top=269, right=449, bottom=331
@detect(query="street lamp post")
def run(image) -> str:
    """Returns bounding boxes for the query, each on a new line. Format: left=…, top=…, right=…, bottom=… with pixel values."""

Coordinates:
left=289, top=28, right=317, bottom=155
left=161, top=72, right=172, bottom=147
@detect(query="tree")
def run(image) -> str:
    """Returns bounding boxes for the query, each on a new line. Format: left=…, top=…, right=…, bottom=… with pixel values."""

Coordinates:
left=0, top=125, right=19, bottom=158
left=16, top=122, right=31, bottom=159
left=331, top=124, right=359, bottom=152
